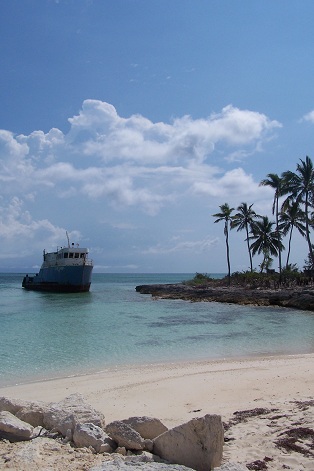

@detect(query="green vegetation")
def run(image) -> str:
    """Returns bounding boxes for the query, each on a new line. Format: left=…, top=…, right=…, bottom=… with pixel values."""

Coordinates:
left=184, top=273, right=215, bottom=285
left=185, top=268, right=307, bottom=289
left=212, top=156, right=314, bottom=280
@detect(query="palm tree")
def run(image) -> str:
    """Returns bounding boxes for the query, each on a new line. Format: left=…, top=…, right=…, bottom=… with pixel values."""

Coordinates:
left=250, top=216, right=285, bottom=273
left=213, top=203, right=234, bottom=284
left=279, top=200, right=306, bottom=269
left=231, top=202, right=259, bottom=272
left=260, top=173, right=284, bottom=274
left=282, top=156, right=314, bottom=266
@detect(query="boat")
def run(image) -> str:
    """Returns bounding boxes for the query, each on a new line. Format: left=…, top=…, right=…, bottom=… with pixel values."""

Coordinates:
left=22, top=236, right=93, bottom=293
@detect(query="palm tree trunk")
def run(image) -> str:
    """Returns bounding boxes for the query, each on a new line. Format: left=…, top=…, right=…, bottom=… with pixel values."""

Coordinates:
left=276, top=197, right=282, bottom=276
left=245, top=223, right=253, bottom=271
left=286, top=226, right=293, bottom=269
left=305, top=194, right=314, bottom=266
left=225, top=222, right=231, bottom=285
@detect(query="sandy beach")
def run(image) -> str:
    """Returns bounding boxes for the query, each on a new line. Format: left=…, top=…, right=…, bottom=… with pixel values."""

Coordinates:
left=0, top=353, right=313, bottom=470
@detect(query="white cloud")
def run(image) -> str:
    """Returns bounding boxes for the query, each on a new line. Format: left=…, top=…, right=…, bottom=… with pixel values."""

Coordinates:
left=301, top=110, right=314, bottom=123
left=0, top=196, right=79, bottom=257
left=0, top=100, right=281, bottom=264
left=142, top=237, right=219, bottom=255
left=0, top=100, right=280, bottom=214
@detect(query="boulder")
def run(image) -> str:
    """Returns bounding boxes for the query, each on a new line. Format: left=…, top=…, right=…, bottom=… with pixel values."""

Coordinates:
left=105, top=420, right=146, bottom=451
left=0, top=396, right=32, bottom=415
left=153, top=414, right=224, bottom=471
left=0, top=410, right=34, bottom=440
left=43, top=393, right=105, bottom=439
left=16, top=402, right=47, bottom=427
left=122, top=416, right=168, bottom=439
left=73, top=422, right=116, bottom=453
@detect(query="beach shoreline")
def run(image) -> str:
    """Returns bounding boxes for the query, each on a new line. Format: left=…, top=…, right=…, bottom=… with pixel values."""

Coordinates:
left=1, top=353, right=313, bottom=426
left=1, top=353, right=313, bottom=470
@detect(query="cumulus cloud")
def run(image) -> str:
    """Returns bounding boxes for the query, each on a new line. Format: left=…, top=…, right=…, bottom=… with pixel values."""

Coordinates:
left=68, top=100, right=281, bottom=165
left=0, top=100, right=283, bottom=266
left=0, top=100, right=281, bottom=213
left=301, top=110, right=314, bottom=123
left=142, top=237, right=219, bottom=255
left=0, top=196, right=79, bottom=257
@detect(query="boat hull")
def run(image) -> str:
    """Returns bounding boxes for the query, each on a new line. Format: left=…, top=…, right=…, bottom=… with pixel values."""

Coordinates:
left=22, top=265, right=93, bottom=293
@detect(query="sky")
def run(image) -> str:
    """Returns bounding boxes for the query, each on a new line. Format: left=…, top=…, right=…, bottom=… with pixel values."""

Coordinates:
left=1, top=0, right=314, bottom=274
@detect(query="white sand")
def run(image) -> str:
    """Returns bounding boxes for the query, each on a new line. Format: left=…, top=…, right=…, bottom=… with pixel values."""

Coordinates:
left=0, top=353, right=313, bottom=470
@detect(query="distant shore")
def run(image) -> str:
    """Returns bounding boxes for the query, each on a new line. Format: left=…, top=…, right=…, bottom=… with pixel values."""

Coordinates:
left=136, top=282, right=314, bottom=310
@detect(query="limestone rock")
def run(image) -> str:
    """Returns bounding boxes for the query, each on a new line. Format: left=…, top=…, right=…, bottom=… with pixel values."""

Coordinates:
left=16, top=402, right=47, bottom=427
left=153, top=414, right=224, bottom=471
left=115, top=447, right=127, bottom=455
left=73, top=422, right=116, bottom=453
left=0, top=396, right=31, bottom=415
left=105, top=420, right=146, bottom=451
left=43, top=393, right=105, bottom=438
left=122, top=417, right=168, bottom=439
left=0, top=411, right=34, bottom=440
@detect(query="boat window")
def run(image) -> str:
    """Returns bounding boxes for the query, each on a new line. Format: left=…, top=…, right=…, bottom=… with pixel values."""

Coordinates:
left=64, top=253, right=68, bottom=258
left=80, top=253, right=85, bottom=258
left=69, top=253, right=74, bottom=258
left=75, top=253, right=79, bottom=258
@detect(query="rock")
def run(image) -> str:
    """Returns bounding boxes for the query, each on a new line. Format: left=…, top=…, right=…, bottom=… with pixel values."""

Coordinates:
left=124, top=451, right=157, bottom=463
left=106, top=420, right=146, bottom=451
left=143, top=439, right=153, bottom=452
left=0, top=411, right=34, bottom=440
left=90, top=455, right=194, bottom=471
left=122, top=417, right=168, bottom=439
left=16, top=402, right=47, bottom=427
left=73, top=422, right=116, bottom=453
left=43, top=393, right=105, bottom=438
left=135, top=283, right=314, bottom=311
left=153, top=414, right=224, bottom=471
left=0, top=396, right=32, bottom=415
left=115, top=447, right=127, bottom=455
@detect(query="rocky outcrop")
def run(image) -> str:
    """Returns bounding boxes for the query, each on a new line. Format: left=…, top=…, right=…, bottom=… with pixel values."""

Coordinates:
left=43, top=393, right=105, bottom=439
left=135, top=283, right=314, bottom=310
left=121, top=417, right=168, bottom=439
left=0, top=395, right=228, bottom=470
left=153, top=414, right=224, bottom=471
left=0, top=410, right=34, bottom=440
left=105, top=420, right=152, bottom=451
left=0, top=396, right=42, bottom=415
left=73, top=422, right=116, bottom=453
left=16, top=402, right=48, bottom=427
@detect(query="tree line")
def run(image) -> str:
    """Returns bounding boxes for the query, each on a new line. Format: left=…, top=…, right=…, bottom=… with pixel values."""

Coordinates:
left=212, top=156, right=314, bottom=283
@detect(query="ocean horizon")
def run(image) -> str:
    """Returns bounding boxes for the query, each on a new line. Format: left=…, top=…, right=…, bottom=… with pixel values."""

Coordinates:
left=1, top=272, right=314, bottom=388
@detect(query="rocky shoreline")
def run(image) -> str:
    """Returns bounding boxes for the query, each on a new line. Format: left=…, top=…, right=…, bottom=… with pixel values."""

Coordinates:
left=0, top=393, right=238, bottom=471
left=135, top=283, right=314, bottom=311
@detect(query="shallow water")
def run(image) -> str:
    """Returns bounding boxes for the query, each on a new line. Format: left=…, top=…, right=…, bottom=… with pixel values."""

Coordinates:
left=1, top=273, right=314, bottom=386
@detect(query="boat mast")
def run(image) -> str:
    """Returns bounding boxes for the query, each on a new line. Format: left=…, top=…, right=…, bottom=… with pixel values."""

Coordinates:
left=66, top=231, right=70, bottom=248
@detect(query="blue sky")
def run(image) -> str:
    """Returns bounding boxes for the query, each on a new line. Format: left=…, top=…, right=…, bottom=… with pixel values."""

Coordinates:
left=1, top=0, right=314, bottom=273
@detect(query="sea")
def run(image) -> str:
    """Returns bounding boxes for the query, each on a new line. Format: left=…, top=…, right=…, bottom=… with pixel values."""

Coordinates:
left=1, top=272, right=314, bottom=388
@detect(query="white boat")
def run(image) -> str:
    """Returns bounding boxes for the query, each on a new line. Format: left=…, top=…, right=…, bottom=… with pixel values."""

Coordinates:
left=22, top=238, right=93, bottom=293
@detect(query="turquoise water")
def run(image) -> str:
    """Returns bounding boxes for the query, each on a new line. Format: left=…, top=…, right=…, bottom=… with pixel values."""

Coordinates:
left=1, top=273, right=314, bottom=387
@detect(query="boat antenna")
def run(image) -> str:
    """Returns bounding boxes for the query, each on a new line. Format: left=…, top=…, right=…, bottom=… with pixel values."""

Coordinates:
left=66, top=231, right=70, bottom=248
